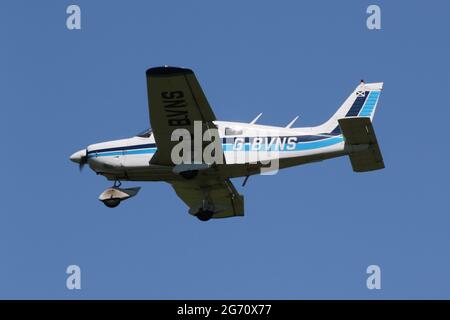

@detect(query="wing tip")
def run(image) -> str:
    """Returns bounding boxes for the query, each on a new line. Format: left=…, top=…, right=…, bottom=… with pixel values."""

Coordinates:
left=146, top=66, right=193, bottom=77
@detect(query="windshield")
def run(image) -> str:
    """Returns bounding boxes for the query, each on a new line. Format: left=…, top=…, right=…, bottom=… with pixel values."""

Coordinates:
left=136, top=128, right=152, bottom=138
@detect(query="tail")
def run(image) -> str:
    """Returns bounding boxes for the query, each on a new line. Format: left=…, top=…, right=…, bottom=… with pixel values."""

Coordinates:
left=314, top=81, right=383, bottom=135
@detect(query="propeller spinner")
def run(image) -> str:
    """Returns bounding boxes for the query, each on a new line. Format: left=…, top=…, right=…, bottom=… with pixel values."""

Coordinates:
left=70, top=149, right=88, bottom=170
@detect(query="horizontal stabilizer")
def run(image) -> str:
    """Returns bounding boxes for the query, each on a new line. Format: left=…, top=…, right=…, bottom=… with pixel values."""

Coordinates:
left=338, top=117, right=385, bottom=172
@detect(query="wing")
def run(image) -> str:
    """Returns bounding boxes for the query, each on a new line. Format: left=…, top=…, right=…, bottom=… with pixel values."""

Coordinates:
left=146, top=66, right=219, bottom=165
left=170, top=178, right=244, bottom=219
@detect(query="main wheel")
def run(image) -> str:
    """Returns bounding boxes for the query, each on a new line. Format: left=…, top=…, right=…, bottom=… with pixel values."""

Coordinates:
left=103, top=198, right=121, bottom=208
left=180, top=170, right=198, bottom=180
left=196, top=209, right=213, bottom=221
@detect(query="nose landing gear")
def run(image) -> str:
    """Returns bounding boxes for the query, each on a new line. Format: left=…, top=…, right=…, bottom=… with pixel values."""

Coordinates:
left=103, top=198, right=121, bottom=208
left=98, top=181, right=141, bottom=208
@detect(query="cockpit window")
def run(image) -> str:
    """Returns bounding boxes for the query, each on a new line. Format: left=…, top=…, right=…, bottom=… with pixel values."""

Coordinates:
left=136, top=128, right=152, bottom=138
left=225, top=127, right=243, bottom=136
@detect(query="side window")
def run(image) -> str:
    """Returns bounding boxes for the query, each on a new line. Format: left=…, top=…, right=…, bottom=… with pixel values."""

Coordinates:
left=225, top=127, right=243, bottom=136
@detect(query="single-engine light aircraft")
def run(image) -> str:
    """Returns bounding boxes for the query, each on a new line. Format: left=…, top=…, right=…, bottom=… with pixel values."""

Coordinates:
left=70, top=66, right=384, bottom=221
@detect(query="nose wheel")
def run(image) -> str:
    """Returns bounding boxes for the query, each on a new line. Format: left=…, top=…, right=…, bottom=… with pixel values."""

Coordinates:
left=103, top=198, right=121, bottom=208
left=98, top=183, right=141, bottom=208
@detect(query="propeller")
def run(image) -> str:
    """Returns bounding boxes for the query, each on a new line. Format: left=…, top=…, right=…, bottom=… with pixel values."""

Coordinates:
left=70, top=148, right=88, bottom=171
left=79, top=150, right=88, bottom=171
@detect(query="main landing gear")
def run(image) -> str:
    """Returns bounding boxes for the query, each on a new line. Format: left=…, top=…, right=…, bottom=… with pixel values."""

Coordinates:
left=180, top=170, right=198, bottom=180
left=196, top=209, right=214, bottom=222
left=195, top=198, right=214, bottom=222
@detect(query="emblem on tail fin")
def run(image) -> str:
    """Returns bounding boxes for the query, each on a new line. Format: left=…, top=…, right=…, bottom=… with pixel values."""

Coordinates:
left=356, top=80, right=366, bottom=97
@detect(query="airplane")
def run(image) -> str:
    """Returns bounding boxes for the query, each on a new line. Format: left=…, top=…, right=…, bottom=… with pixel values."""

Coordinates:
left=70, top=66, right=384, bottom=221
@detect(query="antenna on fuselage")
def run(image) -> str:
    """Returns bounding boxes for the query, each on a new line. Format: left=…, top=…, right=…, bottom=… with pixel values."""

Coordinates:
left=249, top=113, right=263, bottom=124
left=285, top=116, right=299, bottom=128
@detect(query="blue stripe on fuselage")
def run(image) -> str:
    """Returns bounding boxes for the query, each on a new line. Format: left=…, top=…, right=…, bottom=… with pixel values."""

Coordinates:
left=222, top=136, right=344, bottom=151
left=87, top=148, right=157, bottom=158
left=88, top=136, right=344, bottom=158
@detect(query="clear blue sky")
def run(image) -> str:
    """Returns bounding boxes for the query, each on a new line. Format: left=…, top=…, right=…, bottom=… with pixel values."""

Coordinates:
left=1, top=0, right=449, bottom=299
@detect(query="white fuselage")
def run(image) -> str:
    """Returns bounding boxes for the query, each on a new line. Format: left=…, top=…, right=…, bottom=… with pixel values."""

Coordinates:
left=81, top=121, right=348, bottom=182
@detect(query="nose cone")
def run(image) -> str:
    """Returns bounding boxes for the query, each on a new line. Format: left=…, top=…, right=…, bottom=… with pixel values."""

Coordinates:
left=70, top=149, right=86, bottom=164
